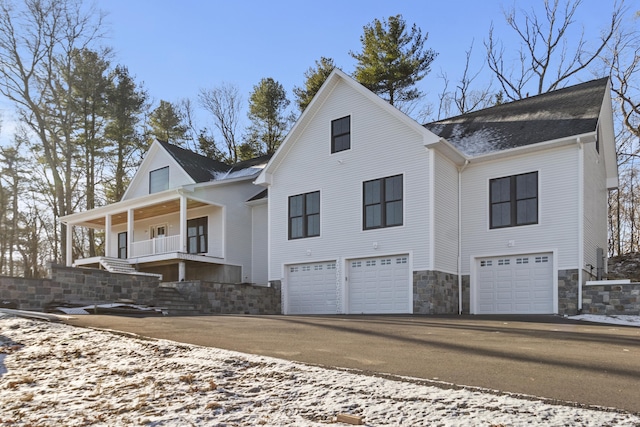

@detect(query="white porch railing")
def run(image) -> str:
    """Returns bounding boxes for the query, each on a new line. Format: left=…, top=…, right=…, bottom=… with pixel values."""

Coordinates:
left=131, top=235, right=181, bottom=258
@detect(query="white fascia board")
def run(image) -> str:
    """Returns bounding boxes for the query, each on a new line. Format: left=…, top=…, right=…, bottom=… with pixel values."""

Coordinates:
left=466, top=132, right=597, bottom=164
left=426, top=137, right=467, bottom=166
left=254, top=171, right=272, bottom=186
left=245, top=197, right=268, bottom=207
left=190, top=172, right=261, bottom=190
left=60, top=188, right=183, bottom=225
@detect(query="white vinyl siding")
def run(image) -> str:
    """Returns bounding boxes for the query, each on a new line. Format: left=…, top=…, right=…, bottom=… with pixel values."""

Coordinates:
left=149, top=166, right=169, bottom=194
left=195, top=181, right=261, bottom=281
left=461, top=145, right=580, bottom=273
left=123, top=142, right=194, bottom=200
left=583, top=141, right=608, bottom=276
left=268, top=79, right=433, bottom=281
left=251, top=203, right=269, bottom=284
left=433, top=151, right=459, bottom=274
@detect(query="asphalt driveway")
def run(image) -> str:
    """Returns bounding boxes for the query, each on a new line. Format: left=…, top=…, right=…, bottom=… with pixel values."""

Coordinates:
left=64, top=314, right=640, bottom=414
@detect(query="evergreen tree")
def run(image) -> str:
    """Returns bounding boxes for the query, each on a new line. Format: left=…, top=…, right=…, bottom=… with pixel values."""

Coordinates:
left=148, top=100, right=188, bottom=146
left=246, top=78, right=293, bottom=156
left=350, top=15, right=437, bottom=111
left=293, top=57, right=336, bottom=112
left=105, top=66, right=147, bottom=202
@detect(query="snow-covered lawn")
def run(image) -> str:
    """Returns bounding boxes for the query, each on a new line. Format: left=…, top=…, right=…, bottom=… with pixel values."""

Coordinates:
left=0, top=314, right=639, bottom=426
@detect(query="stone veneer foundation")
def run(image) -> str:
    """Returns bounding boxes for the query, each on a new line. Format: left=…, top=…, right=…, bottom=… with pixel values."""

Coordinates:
left=558, top=269, right=579, bottom=315
left=413, top=270, right=459, bottom=314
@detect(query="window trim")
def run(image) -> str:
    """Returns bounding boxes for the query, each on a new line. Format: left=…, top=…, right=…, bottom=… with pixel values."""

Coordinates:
left=149, top=166, right=169, bottom=194
left=363, top=174, right=404, bottom=230
left=288, top=191, right=320, bottom=240
left=489, top=171, right=539, bottom=229
left=331, top=115, right=351, bottom=153
left=150, top=223, right=168, bottom=239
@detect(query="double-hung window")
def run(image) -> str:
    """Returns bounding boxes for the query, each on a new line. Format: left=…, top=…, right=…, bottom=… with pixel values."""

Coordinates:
left=490, top=171, right=538, bottom=229
left=331, top=116, right=350, bottom=153
left=363, top=174, right=403, bottom=230
left=289, top=191, right=320, bottom=239
left=187, top=217, right=208, bottom=254
left=149, top=166, right=169, bottom=194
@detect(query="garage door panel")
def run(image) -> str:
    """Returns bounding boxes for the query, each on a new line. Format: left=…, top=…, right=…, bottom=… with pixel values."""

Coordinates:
left=287, top=262, right=337, bottom=315
left=348, top=254, right=411, bottom=314
left=476, top=253, right=553, bottom=314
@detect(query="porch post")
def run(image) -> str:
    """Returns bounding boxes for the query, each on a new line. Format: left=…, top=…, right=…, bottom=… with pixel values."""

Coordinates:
left=66, top=223, right=73, bottom=266
left=180, top=194, right=187, bottom=252
left=127, top=209, right=134, bottom=258
left=179, top=261, right=186, bottom=281
left=104, top=214, right=112, bottom=258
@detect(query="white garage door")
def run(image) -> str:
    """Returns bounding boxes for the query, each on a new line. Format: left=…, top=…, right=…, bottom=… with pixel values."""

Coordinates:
left=286, top=261, right=337, bottom=315
left=476, top=253, right=554, bottom=314
left=348, top=255, right=411, bottom=314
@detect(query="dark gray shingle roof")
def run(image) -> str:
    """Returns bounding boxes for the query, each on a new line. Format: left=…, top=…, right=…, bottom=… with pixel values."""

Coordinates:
left=424, top=77, right=608, bottom=157
left=158, top=141, right=271, bottom=183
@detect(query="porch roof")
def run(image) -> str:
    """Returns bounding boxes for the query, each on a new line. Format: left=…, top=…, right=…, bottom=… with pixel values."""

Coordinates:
left=60, top=189, right=209, bottom=229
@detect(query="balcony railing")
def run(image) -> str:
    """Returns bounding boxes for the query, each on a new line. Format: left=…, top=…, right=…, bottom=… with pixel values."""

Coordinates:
left=130, top=235, right=181, bottom=258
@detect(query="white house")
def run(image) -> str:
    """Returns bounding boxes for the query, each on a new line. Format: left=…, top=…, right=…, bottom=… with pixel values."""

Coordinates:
left=255, top=69, right=617, bottom=316
left=61, top=140, right=270, bottom=284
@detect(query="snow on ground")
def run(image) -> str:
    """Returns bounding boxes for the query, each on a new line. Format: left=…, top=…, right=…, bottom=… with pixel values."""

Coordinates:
left=1, top=314, right=639, bottom=426
left=568, top=314, right=640, bottom=327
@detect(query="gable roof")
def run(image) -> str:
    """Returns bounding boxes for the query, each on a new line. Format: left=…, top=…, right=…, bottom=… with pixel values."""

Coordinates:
left=256, top=69, right=442, bottom=184
left=424, top=77, right=609, bottom=157
left=158, top=141, right=272, bottom=183
left=158, top=140, right=229, bottom=182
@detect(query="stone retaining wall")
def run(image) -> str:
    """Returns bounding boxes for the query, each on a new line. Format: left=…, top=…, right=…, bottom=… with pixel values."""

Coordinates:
left=582, top=283, right=640, bottom=315
left=0, top=264, right=160, bottom=311
left=161, top=280, right=281, bottom=315
left=2, top=264, right=639, bottom=316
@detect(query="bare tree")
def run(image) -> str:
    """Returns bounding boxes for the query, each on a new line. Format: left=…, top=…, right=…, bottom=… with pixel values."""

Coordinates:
left=198, top=82, right=243, bottom=163
left=603, top=17, right=640, bottom=143
left=485, top=0, right=623, bottom=101
left=0, top=0, right=105, bottom=261
left=437, top=40, right=495, bottom=119
left=597, top=7, right=640, bottom=255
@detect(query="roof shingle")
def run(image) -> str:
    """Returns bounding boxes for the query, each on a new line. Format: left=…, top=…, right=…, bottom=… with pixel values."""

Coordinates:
left=424, top=77, right=608, bottom=156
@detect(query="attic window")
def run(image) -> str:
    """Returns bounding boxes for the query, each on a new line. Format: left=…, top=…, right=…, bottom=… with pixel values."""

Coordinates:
left=331, top=116, right=350, bottom=153
left=149, top=166, right=169, bottom=194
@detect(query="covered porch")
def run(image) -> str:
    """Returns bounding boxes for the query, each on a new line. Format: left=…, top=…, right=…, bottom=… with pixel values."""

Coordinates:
left=62, top=189, right=227, bottom=282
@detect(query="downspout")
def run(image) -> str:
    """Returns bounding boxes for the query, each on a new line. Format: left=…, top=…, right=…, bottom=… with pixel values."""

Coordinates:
left=577, top=137, right=584, bottom=313
left=458, top=159, right=470, bottom=314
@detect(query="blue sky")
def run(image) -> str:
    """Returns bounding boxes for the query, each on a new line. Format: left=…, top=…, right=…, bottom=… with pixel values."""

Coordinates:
left=94, top=0, right=619, bottom=118
left=0, top=0, right=623, bottom=144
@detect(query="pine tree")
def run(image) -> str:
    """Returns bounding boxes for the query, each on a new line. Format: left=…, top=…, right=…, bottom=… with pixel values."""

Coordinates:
left=350, top=15, right=437, bottom=111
